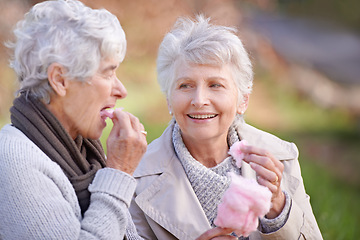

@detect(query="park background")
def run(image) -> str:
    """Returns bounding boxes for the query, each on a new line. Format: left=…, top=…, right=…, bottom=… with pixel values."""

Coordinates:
left=0, top=0, right=359, bottom=239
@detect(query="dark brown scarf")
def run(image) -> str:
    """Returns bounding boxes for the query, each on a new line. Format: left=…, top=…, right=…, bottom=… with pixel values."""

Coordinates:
left=10, top=93, right=107, bottom=215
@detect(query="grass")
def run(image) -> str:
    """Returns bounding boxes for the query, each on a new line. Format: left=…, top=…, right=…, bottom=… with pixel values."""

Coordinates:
left=251, top=70, right=360, bottom=239
left=300, top=154, right=360, bottom=240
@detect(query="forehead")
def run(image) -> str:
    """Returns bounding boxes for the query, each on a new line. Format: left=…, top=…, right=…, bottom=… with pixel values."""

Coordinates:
left=175, top=62, right=233, bottom=81
left=97, top=57, right=120, bottom=73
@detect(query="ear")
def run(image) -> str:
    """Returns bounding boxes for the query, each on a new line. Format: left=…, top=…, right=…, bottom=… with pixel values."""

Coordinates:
left=47, top=63, right=68, bottom=97
left=237, top=93, right=250, bottom=114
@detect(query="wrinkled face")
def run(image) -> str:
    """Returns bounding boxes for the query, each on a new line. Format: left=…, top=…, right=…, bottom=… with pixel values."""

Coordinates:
left=168, top=63, right=244, bottom=144
left=59, top=57, right=127, bottom=139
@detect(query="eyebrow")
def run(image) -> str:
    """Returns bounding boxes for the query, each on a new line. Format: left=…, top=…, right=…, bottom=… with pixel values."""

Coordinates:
left=176, top=76, right=228, bottom=82
left=101, top=65, right=118, bottom=73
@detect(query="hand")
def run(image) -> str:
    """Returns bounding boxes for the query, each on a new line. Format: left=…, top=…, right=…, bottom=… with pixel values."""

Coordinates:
left=240, top=145, right=285, bottom=219
left=106, top=109, right=147, bottom=175
left=196, top=227, right=236, bottom=240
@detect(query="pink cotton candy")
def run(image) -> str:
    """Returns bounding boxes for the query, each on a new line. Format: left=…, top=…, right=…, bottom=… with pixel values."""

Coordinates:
left=214, top=172, right=272, bottom=237
left=100, top=108, right=123, bottom=120
left=228, top=140, right=248, bottom=168
left=100, top=109, right=114, bottom=120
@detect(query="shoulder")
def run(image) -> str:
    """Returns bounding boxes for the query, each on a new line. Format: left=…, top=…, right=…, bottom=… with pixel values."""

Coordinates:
left=0, top=124, right=47, bottom=160
left=0, top=124, right=71, bottom=190
left=237, top=122, right=299, bottom=161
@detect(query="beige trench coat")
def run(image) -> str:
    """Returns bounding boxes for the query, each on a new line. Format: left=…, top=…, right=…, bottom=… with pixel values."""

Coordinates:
left=130, top=121, right=323, bottom=240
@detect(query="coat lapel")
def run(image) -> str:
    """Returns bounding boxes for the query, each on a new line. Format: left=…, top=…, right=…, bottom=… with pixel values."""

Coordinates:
left=134, top=123, right=211, bottom=239
left=135, top=155, right=211, bottom=239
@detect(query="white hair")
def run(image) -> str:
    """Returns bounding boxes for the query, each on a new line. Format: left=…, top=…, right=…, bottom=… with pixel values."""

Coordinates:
left=7, top=0, right=126, bottom=103
left=156, top=15, right=253, bottom=104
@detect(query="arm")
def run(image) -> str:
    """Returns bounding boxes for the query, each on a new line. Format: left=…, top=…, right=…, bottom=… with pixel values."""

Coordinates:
left=241, top=143, right=323, bottom=239
left=259, top=157, right=323, bottom=239
left=0, top=141, right=136, bottom=239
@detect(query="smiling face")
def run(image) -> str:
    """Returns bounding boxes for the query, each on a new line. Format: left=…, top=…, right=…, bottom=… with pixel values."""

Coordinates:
left=48, top=57, right=127, bottom=140
left=168, top=63, right=245, bottom=145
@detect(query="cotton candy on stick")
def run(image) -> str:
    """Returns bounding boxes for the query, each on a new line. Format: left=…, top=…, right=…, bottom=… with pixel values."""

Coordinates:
left=213, top=140, right=272, bottom=237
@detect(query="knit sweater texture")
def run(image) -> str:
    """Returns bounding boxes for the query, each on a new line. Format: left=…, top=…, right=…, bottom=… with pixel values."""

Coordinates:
left=0, top=124, right=136, bottom=239
left=172, top=122, right=291, bottom=238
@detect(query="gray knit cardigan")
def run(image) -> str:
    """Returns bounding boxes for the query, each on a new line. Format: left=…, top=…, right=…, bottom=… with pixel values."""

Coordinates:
left=0, top=124, right=137, bottom=239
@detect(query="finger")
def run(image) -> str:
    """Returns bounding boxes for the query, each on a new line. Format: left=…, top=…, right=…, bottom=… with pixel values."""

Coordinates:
left=242, top=145, right=284, bottom=177
left=245, top=153, right=276, bottom=171
left=112, top=110, right=143, bottom=137
left=257, top=176, right=277, bottom=193
left=109, top=110, right=132, bottom=138
left=124, top=112, right=141, bottom=131
left=240, top=145, right=271, bottom=158
left=196, top=228, right=235, bottom=240
left=210, top=237, right=237, bottom=240
left=241, top=145, right=282, bottom=169
left=250, top=162, right=279, bottom=184
left=124, top=112, right=148, bottom=139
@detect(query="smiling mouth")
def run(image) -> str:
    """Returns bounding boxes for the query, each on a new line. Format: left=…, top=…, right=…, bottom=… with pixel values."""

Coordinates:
left=188, top=114, right=217, bottom=119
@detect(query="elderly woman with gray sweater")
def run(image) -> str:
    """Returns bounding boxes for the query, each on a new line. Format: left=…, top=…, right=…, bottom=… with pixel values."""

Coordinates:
left=0, top=1, right=147, bottom=239
left=129, top=15, right=323, bottom=240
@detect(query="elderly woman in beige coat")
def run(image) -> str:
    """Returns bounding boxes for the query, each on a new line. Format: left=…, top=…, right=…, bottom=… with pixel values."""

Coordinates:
left=129, top=15, right=323, bottom=240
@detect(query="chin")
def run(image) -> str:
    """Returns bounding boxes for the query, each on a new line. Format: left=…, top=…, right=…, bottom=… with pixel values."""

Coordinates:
left=84, top=128, right=103, bottom=140
left=86, top=134, right=102, bottom=140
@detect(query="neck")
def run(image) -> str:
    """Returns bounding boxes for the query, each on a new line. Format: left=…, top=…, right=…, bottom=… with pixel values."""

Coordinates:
left=182, top=135, right=229, bottom=168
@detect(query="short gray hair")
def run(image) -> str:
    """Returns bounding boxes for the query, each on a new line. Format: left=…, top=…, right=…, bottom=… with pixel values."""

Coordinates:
left=157, top=15, right=253, bottom=103
left=7, top=0, right=126, bottom=103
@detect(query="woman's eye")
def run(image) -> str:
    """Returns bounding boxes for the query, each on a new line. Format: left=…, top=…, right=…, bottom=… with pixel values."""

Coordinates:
left=210, top=83, right=222, bottom=88
left=179, top=83, right=190, bottom=89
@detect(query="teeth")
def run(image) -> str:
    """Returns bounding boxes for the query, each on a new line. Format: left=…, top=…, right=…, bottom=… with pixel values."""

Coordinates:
left=188, top=114, right=216, bottom=119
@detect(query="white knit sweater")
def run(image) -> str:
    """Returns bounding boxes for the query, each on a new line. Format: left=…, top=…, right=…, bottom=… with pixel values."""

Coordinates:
left=0, top=124, right=136, bottom=239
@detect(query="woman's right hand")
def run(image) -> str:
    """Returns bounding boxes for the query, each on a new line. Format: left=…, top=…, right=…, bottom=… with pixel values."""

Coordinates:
left=105, top=109, right=147, bottom=175
left=196, top=227, right=236, bottom=240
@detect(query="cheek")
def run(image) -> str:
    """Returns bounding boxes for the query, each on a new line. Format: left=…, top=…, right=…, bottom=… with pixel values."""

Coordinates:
left=219, top=94, right=239, bottom=115
left=97, top=82, right=112, bottom=96
left=169, top=93, right=187, bottom=111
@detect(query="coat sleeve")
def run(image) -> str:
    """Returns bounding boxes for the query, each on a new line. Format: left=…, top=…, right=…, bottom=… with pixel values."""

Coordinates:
left=258, top=143, right=323, bottom=240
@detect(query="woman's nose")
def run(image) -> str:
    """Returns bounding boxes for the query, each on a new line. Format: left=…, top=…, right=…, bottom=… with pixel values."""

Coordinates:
left=112, top=76, right=128, bottom=99
left=191, top=87, right=209, bottom=107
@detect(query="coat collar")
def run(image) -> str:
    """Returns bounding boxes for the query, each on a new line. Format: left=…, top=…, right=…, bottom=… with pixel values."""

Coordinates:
left=134, top=120, right=298, bottom=177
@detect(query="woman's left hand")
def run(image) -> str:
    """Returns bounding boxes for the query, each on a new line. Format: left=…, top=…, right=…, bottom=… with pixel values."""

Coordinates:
left=196, top=227, right=236, bottom=240
left=240, top=145, right=285, bottom=219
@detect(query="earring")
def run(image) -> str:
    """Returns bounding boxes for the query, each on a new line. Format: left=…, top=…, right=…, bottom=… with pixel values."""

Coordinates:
left=169, top=111, right=172, bottom=115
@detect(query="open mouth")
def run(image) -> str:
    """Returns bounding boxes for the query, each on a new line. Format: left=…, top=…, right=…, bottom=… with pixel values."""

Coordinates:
left=100, top=108, right=114, bottom=120
left=188, top=114, right=217, bottom=119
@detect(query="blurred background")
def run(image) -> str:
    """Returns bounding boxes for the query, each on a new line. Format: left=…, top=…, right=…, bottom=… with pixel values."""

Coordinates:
left=0, top=0, right=359, bottom=239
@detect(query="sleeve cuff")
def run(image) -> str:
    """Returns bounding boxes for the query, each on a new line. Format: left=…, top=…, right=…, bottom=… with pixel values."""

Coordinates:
left=88, top=168, right=137, bottom=207
left=260, top=191, right=292, bottom=233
